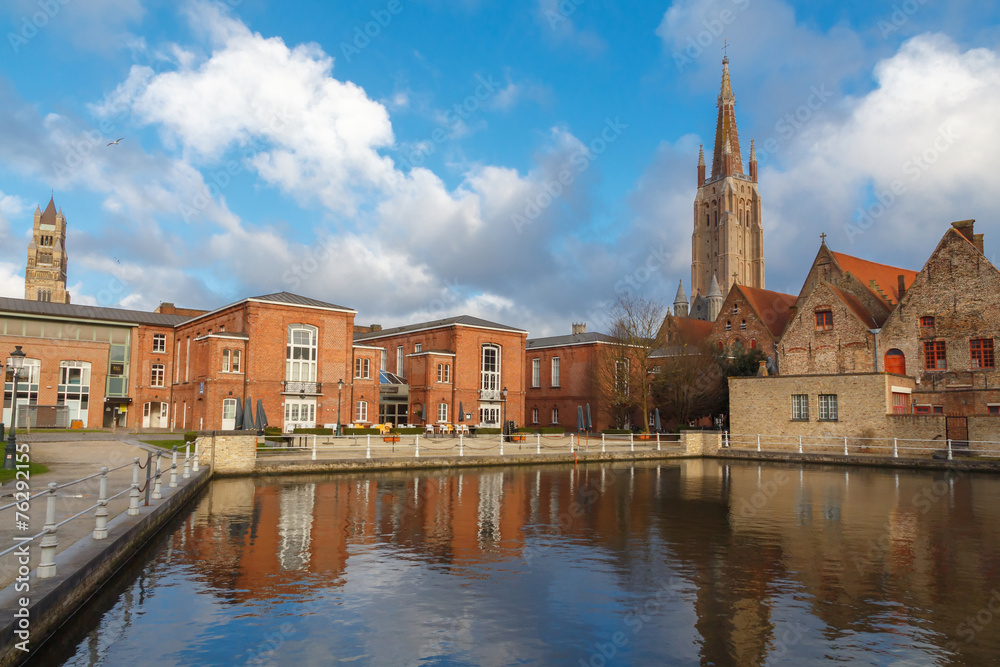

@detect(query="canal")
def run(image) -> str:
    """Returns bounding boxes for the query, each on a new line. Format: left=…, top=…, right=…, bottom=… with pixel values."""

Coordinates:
left=32, top=460, right=1000, bottom=665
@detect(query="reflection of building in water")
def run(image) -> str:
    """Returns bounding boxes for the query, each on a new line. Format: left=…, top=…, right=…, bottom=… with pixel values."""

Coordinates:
left=278, top=484, right=315, bottom=571
left=477, top=473, right=504, bottom=549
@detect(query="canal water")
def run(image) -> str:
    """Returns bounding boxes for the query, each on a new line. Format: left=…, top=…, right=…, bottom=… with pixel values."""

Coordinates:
left=32, top=460, right=1000, bottom=666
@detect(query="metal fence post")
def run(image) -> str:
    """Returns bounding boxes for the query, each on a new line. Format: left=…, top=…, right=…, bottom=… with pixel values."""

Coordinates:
left=93, top=467, right=109, bottom=539
left=630, top=432, right=634, bottom=450
left=656, top=432, right=661, bottom=451
left=601, top=433, right=606, bottom=454
left=183, top=444, right=191, bottom=479
left=169, top=448, right=178, bottom=488
left=947, top=439, right=953, bottom=461
left=459, top=434, right=464, bottom=457
left=723, top=431, right=728, bottom=448
left=844, top=436, right=848, bottom=456
left=798, top=435, right=803, bottom=454
left=536, top=434, right=540, bottom=455
left=757, top=434, right=761, bottom=452
left=152, top=453, right=163, bottom=500
left=500, top=433, right=504, bottom=457
left=312, top=435, right=317, bottom=461
left=366, top=436, right=371, bottom=460
left=415, top=435, right=420, bottom=458
left=129, top=457, right=141, bottom=515
left=38, top=483, right=58, bottom=578
left=893, top=438, right=898, bottom=458
left=192, top=440, right=200, bottom=473
left=570, top=434, right=574, bottom=453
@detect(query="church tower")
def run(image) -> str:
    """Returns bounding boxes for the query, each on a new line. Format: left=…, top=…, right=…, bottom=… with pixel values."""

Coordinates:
left=690, top=57, right=764, bottom=316
left=25, top=197, right=70, bottom=304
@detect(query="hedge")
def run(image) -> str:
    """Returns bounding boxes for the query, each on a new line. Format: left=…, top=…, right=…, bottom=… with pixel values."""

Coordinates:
left=293, top=427, right=334, bottom=435
left=343, top=428, right=380, bottom=435
left=183, top=431, right=198, bottom=442
left=393, top=427, right=424, bottom=435
left=476, top=428, right=501, bottom=435
left=264, top=426, right=282, bottom=436
left=516, top=427, right=565, bottom=434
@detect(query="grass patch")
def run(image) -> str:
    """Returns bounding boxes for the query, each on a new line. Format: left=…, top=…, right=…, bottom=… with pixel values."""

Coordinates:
left=140, top=439, right=193, bottom=451
left=0, top=462, right=49, bottom=484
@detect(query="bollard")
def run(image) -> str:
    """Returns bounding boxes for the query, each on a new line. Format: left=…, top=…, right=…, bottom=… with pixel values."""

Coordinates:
left=415, top=435, right=420, bottom=458
left=169, top=448, right=178, bottom=488
left=500, top=433, right=504, bottom=457
left=723, top=431, right=729, bottom=448
left=366, top=435, right=371, bottom=460
left=757, top=434, right=761, bottom=452
left=193, top=441, right=200, bottom=473
left=183, top=444, right=191, bottom=479
left=93, top=467, right=109, bottom=539
left=844, top=436, right=848, bottom=456
left=144, top=451, right=153, bottom=505
left=312, top=435, right=317, bottom=461
left=536, top=434, right=541, bottom=455
left=657, top=432, right=661, bottom=451
left=128, top=457, right=142, bottom=515
left=570, top=434, right=574, bottom=453
left=630, top=433, right=634, bottom=453
left=798, top=435, right=803, bottom=454
left=947, top=439, right=953, bottom=461
left=602, top=433, right=606, bottom=453
left=37, top=483, right=59, bottom=578
left=893, top=438, right=898, bottom=458
left=459, top=434, right=464, bottom=457
left=152, top=453, right=163, bottom=500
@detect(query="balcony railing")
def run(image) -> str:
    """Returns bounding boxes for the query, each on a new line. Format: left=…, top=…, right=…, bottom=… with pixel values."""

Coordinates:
left=283, top=381, right=322, bottom=395
left=479, top=388, right=503, bottom=402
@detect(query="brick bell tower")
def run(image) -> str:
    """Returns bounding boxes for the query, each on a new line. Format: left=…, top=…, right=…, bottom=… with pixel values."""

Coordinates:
left=25, top=196, right=71, bottom=303
left=689, top=57, right=764, bottom=318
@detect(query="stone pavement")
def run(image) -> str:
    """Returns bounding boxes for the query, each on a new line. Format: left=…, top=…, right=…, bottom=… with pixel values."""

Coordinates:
left=0, top=438, right=164, bottom=589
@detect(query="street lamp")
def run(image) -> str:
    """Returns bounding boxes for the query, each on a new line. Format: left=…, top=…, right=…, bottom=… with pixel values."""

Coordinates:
left=336, top=378, right=344, bottom=437
left=4, top=346, right=26, bottom=470
left=501, top=386, right=508, bottom=443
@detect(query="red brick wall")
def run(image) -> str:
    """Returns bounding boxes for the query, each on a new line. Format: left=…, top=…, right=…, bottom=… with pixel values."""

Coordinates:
left=708, top=288, right=779, bottom=353
left=525, top=343, right=601, bottom=431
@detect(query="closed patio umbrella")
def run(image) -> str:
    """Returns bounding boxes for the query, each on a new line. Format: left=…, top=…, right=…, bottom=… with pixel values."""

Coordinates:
left=577, top=406, right=584, bottom=433
left=458, top=402, right=465, bottom=422
left=256, top=399, right=268, bottom=430
left=233, top=399, right=244, bottom=431
left=586, top=403, right=593, bottom=431
left=243, top=397, right=255, bottom=430
left=654, top=408, right=662, bottom=433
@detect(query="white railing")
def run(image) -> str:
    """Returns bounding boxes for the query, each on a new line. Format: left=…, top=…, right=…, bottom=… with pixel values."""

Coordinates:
left=261, top=432, right=685, bottom=461
left=725, top=432, right=1000, bottom=461
left=0, top=443, right=201, bottom=580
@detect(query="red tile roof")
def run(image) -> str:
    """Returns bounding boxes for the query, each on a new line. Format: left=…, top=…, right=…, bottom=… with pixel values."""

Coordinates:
left=737, top=285, right=798, bottom=338
left=830, top=251, right=918, bottom=304
left=672, top=317, right=714, bottom=344
left=827, top=284, right=881, bottom=328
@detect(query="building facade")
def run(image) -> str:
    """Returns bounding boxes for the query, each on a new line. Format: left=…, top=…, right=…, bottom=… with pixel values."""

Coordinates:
left=24, top=197, right=70, bottom=304
left=688, top=57, right=764, bottom=316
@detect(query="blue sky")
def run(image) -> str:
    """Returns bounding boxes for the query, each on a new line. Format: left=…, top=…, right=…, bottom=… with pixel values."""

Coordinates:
left=1, top=0, right=999, bottom=335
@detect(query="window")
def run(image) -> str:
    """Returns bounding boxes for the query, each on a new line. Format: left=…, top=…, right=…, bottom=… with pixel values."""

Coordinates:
left=551, top=357, right=561, bottom=387
left=380, top=349, right=387, bottom=372
left=971, top=339, right=995, bottom=369
left=740, top=319, right=747, bottom=330
left=791, top=394, right=808, bottom=420
left=750, top=339, right=757, bottom=349
left=222, top=349, right=230, bottom=372
left=415, top=343, right=422, bottom=353
left=920, top=316, right=935, bottom=327
left=355, top=357, right=370, bottom=379
left=58, top=361, right=91, bottom=425
left=284, top=400, right=316, bottom=427
left=891, top=392, right=908, bottom=414
left=933, top=406, right=944, bottom=414
left=531, top=407, right=539, bottom=424
left=222, top=349, right=241, bottom=373
left=732, top=305, right=739, bottom=314
left=151, top=364, right=164, bottom=387
left=725, top=321, right=732, bottom=332
left=231, top=350, right=241, bottom=373
left=481, top=344, right=501, bottom=391
left=287, top=325, right=318, bottom=382
left=356, top=400, right=368, bottom=422
left=152, top=334, right=166, bottom=353
left=915, top=405, right=931, bottom=414
left=551, top=408, right=559, bottom=424
left=438, top=402, right=448, bottom=422
left=396, top=346, right=404, bottom=374
left=818, top=394, right=838, bottom=421
left=437, top=363, right=451, bottom=383
left=815, top=310, right=833, bottom=331
left=614, top=359, right=629, bottom=396
left=989, top=405, right=999, bottom=415
left=924, top=340, right=947, bottom=370
left=531, top=358, right=540, bottom=387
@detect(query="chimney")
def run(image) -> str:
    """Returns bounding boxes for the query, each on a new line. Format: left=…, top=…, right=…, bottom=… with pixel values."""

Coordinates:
left=897, top=274, right=906, bottom=300
left=571, top=322, right=586, bottom=335
left=974, top=233, right=985, bottom=255
left=952, top=219, right=975, bottom=243
left=370, top=324, right=382, bottom=332
left=756, top=360, right=769, bottom=377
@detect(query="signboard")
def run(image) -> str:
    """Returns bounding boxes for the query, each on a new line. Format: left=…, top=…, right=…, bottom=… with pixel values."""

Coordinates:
left=110, top=363, right=124, bottom=376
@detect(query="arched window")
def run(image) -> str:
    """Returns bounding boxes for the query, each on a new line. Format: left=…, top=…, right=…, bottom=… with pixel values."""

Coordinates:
left=286, top=325, right=318, bottom=382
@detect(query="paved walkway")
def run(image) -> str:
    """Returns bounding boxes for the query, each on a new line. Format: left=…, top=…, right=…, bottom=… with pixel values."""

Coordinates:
left=0, top=438, right=165, bottom=589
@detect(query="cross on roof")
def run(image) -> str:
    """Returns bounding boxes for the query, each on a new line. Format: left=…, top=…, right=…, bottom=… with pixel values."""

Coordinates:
left=821, top=232, right=827, bottom=244
left=723, top=38, right=728, bottom=60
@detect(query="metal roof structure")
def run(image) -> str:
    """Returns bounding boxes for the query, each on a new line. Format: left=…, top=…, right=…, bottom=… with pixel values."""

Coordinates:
left=0, top=296, right=191, bottom=327
left=526, top=331, right=615, bottom=350
left=355, top=315, right=527, bottom=341
left=248, top=292, right=354, bottom=312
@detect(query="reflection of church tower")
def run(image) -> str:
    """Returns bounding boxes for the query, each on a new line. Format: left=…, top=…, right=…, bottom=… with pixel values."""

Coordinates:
left=690, top=57, right=764, bottom=317
left=25, top=197, right=71, bottom=303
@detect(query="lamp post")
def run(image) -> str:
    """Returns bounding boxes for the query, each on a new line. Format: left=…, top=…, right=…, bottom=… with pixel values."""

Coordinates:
left=336, top=378, right=344, bottom=437
left=4, top=346, right=26, bottom=470
left=501, top=386, right=508, bottom=443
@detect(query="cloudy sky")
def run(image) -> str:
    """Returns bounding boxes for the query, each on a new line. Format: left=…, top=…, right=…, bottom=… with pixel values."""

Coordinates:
left=1, top=0, right=998, bottom=335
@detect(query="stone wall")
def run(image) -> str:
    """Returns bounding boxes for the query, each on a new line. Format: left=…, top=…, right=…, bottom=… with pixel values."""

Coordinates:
left=196, top=431, right=257, bottom=475
left=683, top=430, right=723, bottom=456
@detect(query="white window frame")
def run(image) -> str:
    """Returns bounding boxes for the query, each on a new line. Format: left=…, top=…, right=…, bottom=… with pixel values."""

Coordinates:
left=380, top=348, right=387, bottom=372
left=531, top=358, right=540, bottom=388
left=551, top=357, right=561, bottom=387
left=551, top=408, right=559, bottom=424
left=438, top=402, right=448, bottom=423
left=531, top=407, right=539, bottom=424
left=356, top=400, right=368, bottom=422
left=415, top=343, right=422, bottom=353
left=396, top=346, right=403, bottom=374
left=818, top=394, right=838, bottom=421
left=481, top=344, right=501, bottom=391
left=355, top=357, right=370, bottom=379
left=152, top=334, right=166, bottom=353
left=287, top=325, right=318, bottom=382
left=231, top=349, right=241, bottom=373
left=791, top=394, right=808, bottom=420
left=151, top=364, right=165, bottom=387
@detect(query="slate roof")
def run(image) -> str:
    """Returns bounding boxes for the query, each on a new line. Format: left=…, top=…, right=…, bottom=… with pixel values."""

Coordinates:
left=249, top=292, right=353, bottom=311
left=355, top=315, right=527, bottom=341
left=0, top=297, right=190, bottom=327
left=527, top=331, right=615, bottom=349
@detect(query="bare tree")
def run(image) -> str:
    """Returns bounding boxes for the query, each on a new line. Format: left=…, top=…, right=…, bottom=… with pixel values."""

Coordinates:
left=593, top=293, right=665, bottom=432
left=652, top=343, right=725, bottom=428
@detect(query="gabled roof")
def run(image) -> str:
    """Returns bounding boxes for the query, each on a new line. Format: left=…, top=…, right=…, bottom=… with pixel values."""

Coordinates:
left=673, top=317, right=714, bottom=342
left=737, top=285, right=798, bottom=338
left=39, top=197, right=57, bottom=225
left=0, top=297, right=190, bottom=327
left=827, top=284, right=880, bottom=329
left=354, top=315, right=527, bottom=341
left=248, top=292, right=352, bottom=311
left=830, top=251, right=917, bottom=304
left=527, top=331, right=615, bottom=350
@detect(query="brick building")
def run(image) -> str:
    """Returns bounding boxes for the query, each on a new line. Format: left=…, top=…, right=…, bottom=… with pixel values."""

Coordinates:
left=354, top=315, right=527, bottom=429
left=525, top=324, right=615, bottom=432
left=708, top=284, right=796, bottom=363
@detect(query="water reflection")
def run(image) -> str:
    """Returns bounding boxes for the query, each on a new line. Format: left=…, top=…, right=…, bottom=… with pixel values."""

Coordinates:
left=40, top=460, right=1000, bottom=666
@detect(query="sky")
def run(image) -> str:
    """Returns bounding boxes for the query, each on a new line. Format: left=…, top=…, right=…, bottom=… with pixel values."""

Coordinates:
left=1, top=0, right=999, bottom=337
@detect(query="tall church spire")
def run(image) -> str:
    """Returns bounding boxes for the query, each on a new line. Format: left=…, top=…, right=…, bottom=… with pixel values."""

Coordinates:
left=711, top=57, right=744, bottom=179
left=25, top=196, right=70, bottom=304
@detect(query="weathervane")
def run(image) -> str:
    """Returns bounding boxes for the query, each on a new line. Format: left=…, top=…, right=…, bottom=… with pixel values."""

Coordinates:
left=723, top=38, right=729, bottom=61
